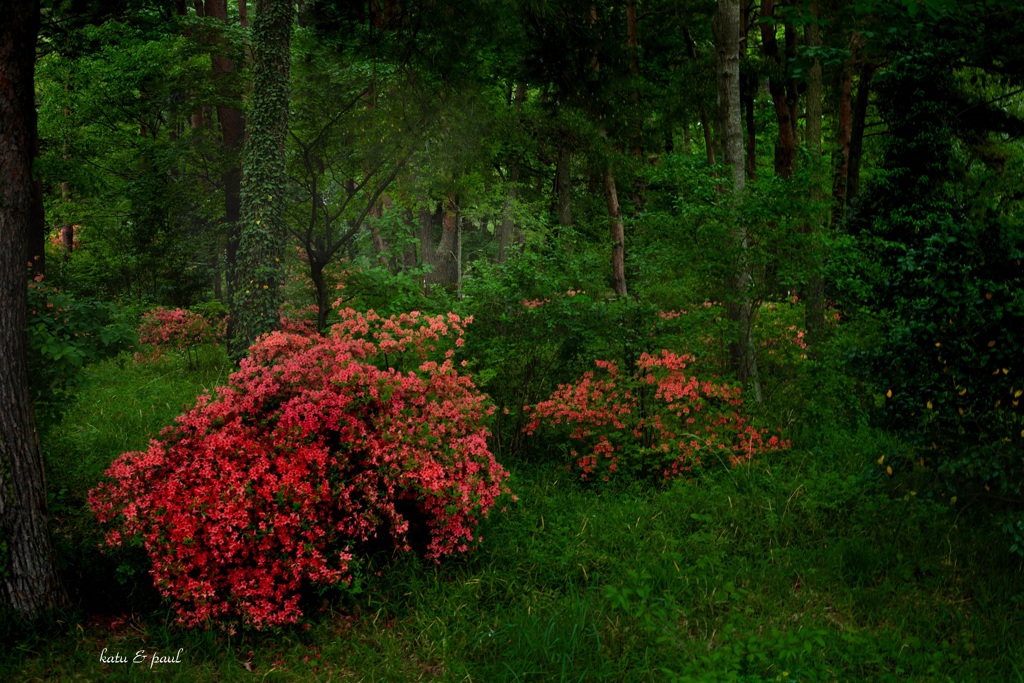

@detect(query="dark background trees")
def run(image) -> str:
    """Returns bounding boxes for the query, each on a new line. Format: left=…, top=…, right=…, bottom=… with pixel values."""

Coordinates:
left=4, top=0, right=1024, bottom=631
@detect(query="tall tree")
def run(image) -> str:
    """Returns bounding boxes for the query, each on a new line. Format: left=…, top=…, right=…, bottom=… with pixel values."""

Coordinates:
left=230, top=0, right=292, bottom=358
left=0, top=0, right=68, bottom=617
left=803, top=3, right=826, bottom=345
left=759, top=0, right=799, bottom=179
left=714, top=0, right=762, bottom=402
left=205, top=0, right=246, bottom=329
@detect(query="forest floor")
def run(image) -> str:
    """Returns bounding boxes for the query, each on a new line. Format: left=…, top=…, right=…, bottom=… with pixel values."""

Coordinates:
left=3, top=352, right=1023, bottom=682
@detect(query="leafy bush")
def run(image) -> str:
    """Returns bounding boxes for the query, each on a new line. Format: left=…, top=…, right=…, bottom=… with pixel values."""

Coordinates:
left=849, top=50, right=1024, bottom=517
left=89, top=308, right=512, bottom=630
left=26, top=276, right=135, bottom=421
left=524, top=350, right=789, bottom=482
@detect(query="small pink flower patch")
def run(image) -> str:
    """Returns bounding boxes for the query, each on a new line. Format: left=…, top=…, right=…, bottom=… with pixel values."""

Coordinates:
left=137, top=307, right=224, bottom=362
left=524, top=350, right=789, bottom=482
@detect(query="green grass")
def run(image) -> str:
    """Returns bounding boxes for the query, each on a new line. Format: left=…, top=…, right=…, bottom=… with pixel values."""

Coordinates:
left=4, top=352, right=1024, bottom=681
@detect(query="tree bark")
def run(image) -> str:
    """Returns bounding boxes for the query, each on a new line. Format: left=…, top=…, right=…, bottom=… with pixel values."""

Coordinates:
left=760, top=0, right=797, bottom=179
left=831, top=50, right=854, bottom=228
left=847, top=61, right=875, bottom=204
left=740, top=0, right=756, bottom=180
left=369, top=196, right=394, bottom=272
left=684, top=27, right=717, bottom=168
left=555, top=138, right=572, bottom=227
left=714, top=0, right=762, bottom=403
left=498, top=82, right=526, bottom=263
left=427, top=194, right=459, bottom=288
left=230, top=0, right=292, bottom=359
left=603, top=166, right=628, bottom=297
left=626, top=1, right=644, bottom=172
left=497, top=162, right=521, bottom=264
left=714, top=2, right=744, bottom=192
left=60, top=182, right=73, bottom=258
left=309, top=257, right=330, bottom=331
left=0, top=0, right=68, bottom=617
left=206, top=0, right=246, bottom=344
left=804, top=7, right=826, bottom=346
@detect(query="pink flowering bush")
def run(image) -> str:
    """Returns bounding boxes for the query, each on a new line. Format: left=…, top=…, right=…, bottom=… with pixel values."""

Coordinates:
left=90, top=308, right=512, bottom=630
left=136, top=307, right=224, bottom=364
left=524, top=350, right=789, bottom=482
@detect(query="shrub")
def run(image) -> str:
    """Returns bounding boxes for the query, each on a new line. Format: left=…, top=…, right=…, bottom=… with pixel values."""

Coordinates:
left=136, top=307, right=224, bottom=364
left=524, top=350, right=789, bottom=482
left=89, top=308, right=512, bottom=630
left=26, top=275, right=135, bottom=422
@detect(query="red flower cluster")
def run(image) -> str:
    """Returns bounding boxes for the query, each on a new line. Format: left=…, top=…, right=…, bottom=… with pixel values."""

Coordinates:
left=279, top=304, right=320, bottom=335
left=90, top=309, right=511, bottom=630
left=137, top=307, right=224, bottom=362
left=524, top=350, right=789, bottom=481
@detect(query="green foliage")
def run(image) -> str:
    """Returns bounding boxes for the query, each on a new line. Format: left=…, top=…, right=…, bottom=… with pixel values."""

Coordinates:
left=458, top=236, right=680, bottom=459
left=12, top=418, right=1024, bottom=679
left=26, top=279, right=136, bottom=424
left=39, top=351, right=232, bottom=617
left=36, top=16, right=223, bottom=304
left=850, top=46, right=1024, bottom=514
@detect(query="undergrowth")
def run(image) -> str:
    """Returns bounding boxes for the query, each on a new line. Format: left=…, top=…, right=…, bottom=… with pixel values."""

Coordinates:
left=4, top=349, right=1024, bottom=681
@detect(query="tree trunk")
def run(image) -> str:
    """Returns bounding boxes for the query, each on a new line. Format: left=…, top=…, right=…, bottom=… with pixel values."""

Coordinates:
left=603, top=166, right=628, bottom=297
left=309, top=258, right=330, bottom=331
left=0, top=0, right=68, bottom=617
left=684, top=27, right=717, bottom=168
left=714, top=0, right=762, bottom=403
left=427, top=194, right=459, bottom=288
left=714, top=2, right=744, bottom=192
left=230, top=0, right=291, bottom=359
left=740, top=0, right=756, bottom=180
left=206, top=0, right=246, bottom=345
left=60, top=182, right=73, bottom=258
left=369, top=196, right=394, bottom=272
left=760, top=0, right=797, bottom=180
left=498, top=82, right=527, bottom=263
left=497, top=162, right=520, bottom=264
left=831, top=52, right=854, bottom=228
left=847, top=61, right=874, bottom=205
left=555, top=139, right=572, bottom=227
left=742, top=72, right=756, bottom=180
left=625, top=0, right=645, bottom=211
left=804, top=7, right=826, bottom=346
left=417, top=205, right=435, bottom=262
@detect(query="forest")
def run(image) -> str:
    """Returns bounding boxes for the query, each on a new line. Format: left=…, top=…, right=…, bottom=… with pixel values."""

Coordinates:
left=1, top=0, right=1023, bottom=679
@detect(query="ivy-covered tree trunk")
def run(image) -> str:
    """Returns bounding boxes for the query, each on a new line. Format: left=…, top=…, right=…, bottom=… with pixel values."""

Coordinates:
left=230, top=0, right=292, bottom=359
left=0, top=0, right=68, bottom=617
left=714, top=0, right=762, bottom=403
